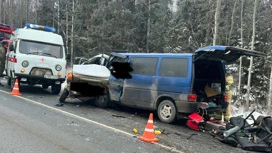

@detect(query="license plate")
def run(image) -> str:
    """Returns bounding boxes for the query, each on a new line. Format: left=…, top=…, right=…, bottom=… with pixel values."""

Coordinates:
left=44, top=75, right=58, bottom=79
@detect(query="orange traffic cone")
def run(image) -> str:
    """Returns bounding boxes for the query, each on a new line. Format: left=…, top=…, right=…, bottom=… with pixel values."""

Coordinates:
left=10, top=79, right=21, bottom=96
left=138, top=113, right=159, bottom=143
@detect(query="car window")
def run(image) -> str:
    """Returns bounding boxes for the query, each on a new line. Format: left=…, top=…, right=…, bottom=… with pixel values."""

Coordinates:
left=107, top=55, right=127, bottom=69
left=159, top=58, right=188, bottom=77
left=130, top=57, right=158, bottom=75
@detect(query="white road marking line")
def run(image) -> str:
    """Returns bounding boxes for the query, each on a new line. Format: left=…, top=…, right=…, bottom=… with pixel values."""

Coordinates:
left=0, top=89, right=184, bottom=153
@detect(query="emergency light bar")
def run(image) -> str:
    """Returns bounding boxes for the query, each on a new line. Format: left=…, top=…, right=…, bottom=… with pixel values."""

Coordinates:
left=0, top=23, right=13, bottom=34
left=25, top=23, right=56, bottom=33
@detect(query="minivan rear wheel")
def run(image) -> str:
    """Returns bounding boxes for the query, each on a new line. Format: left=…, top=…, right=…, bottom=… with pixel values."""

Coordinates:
left=157, top=100, right=176, bottom=124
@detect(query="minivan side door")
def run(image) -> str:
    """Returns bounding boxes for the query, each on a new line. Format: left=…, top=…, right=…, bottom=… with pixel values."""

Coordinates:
left=155, top=56, right=192, bottom=109
left=121, top=56, right=158, bottom=109
left=107, top=54, right=129, bottom=102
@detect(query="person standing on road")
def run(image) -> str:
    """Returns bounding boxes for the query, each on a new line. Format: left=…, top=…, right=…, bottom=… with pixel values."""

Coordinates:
left=214, top=73, right=234, bottom=122
left=224, top=73, right=234, bottom=122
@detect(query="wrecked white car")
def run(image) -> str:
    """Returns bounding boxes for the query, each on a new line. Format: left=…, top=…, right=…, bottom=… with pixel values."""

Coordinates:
left=59, top=54, right=110, bottom=107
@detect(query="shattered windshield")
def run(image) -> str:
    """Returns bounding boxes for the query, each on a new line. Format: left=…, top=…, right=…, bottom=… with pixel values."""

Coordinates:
left=19, top=40, right=63, bottom=58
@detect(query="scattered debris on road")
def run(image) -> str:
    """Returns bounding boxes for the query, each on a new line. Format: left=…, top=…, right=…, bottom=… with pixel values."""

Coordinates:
left=187, top=133, right=198, bottom=140
left=133, top=128, right=138, bottom=134
left=55, top=103, right=64, bottom=107
left=154, top=130, right=162, bottom=135
left=112, top=114, right=125, bottom=118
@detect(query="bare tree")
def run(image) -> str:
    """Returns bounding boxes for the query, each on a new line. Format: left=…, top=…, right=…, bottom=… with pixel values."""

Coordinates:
left=57, top=0, right=60, bottom=33
left=65, top=3, right=69, bottom=55
left=246, top=0, right=258, bottom=109
left=146, top=0, right=151, bottom=53
left=70, top=0, right=75, bottom=66
left=238, top=0, right=245, bottom=99
left=213, top=0, right=221, bottom=45
left=227, top=0, right=238, bottom=45
left=0, top=0, right=2, bottom=23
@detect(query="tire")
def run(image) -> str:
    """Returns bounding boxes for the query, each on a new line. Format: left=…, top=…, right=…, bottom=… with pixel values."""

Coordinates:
left=7, top=76, right=11, bottom=86
left=10, top=75, right=15, bottom=91
left=95, top=91, right=110, bottom=108
left=42, top=83, right=49, bottom=89
left=157, top=100, right=177, bottom=124
left=59, top=88, right=69, bottom=103
left=51, top=84, right=61, bottom=95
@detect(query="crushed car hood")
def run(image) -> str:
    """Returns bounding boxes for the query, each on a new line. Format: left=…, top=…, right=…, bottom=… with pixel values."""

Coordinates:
left=72, top=64, right=110, bottom=87
left=73, top=64, right=110, bottom=78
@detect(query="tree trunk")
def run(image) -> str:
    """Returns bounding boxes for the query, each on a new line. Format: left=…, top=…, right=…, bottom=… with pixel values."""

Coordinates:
left=57, top=0, right=60, bottom=33
left=0, top=0, right=2, bottom=23
left=65, top=3, right=69, bottom=55
left=36, top=0, right=38, bottom=23
left=213, top=0, right=221, bottom=45
left=20, top=0, right=23, bottom=27
left=26, top=0, right=29, bottom=22
left=246, top=0, right=258, bottom=110
left=146, top=0, right=150, bottom=53
left=268, top=66, right=272, bottom=112
left=228, top=0, right=238, bottom=45
left=238, top=0, right=245, bottom=99
left=70, top=0, right=75, bottom=67
left=3, top=0, right=5, bottom=23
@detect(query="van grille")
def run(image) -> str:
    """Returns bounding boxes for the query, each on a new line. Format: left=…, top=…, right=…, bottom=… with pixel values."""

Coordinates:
left=30, top=68, right=52, bottom=76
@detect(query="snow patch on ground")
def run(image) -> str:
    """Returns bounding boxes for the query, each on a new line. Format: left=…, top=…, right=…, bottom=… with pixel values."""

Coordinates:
left=231, top=100, right=270, bottom=119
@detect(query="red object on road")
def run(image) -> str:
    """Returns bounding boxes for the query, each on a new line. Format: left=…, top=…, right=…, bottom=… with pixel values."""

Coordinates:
left=187, top=113, right=204, bottom=131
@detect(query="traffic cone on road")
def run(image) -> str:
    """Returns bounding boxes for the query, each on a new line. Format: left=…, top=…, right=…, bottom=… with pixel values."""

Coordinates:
left=138, top=113, right=159, bottom=143
left=10, top=79, right=21, bottom=96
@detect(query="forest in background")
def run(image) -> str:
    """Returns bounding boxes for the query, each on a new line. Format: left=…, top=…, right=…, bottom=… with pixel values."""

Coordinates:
left=0, top=0, right=271, bottom=112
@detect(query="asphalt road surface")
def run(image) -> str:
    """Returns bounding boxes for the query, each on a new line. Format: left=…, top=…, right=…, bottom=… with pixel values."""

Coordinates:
left=0, top=77, right=253, bottom=153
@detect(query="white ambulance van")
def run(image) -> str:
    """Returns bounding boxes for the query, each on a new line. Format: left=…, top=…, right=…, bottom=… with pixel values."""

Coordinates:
left=5, top=23, right=66, bottom=94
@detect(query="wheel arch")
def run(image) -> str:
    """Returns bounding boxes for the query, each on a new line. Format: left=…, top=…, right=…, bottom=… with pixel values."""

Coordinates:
left=155, top=95, right=176, bottom=110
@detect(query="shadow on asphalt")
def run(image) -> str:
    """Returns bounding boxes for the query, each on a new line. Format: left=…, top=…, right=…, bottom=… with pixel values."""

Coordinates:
left=19, top=84, right=52, bottom=94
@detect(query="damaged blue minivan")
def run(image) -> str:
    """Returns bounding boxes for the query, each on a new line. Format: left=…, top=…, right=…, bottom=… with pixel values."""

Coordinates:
left=95, top=46, right=265, bottom=124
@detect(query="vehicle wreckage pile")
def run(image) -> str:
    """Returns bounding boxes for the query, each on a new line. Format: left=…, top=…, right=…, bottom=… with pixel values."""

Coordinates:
left=188, top=109, right=272, bottom=152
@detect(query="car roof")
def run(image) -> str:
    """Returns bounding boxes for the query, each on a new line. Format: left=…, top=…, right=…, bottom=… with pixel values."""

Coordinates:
left=117, top=52, right=193, bottom=57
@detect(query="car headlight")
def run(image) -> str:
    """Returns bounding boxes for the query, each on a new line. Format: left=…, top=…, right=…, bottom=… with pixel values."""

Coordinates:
left=22, top=60, right=29, bottom=67
left=55, top=64, right=62, bottom=71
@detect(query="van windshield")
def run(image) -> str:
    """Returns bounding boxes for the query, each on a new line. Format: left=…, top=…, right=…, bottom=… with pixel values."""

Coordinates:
left=19, top=40, right=63, bottom=58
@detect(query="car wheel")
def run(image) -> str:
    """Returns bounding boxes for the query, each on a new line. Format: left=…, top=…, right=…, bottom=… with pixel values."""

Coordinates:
left=59, top=88, right=69, bottom=103
left=42, top=83, right=49, bottom=89
left=51, top=84, right=61, bottom=95
left=7, top=76, right=11, bottom=86
left=157, top=100, right=177, bottom=124
left=10, top=75, right=15, bottom=91
left=95, top=91, right=110, bottom=108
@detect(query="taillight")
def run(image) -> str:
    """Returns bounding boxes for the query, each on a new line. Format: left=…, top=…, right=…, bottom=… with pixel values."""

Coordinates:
left=188, top=94, right=197, bottom=102
left=10, top=57, right=17, bottom=63
left=224, top=94, right=228, bottom=101
left=67, top=72, right=73, bottom=80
